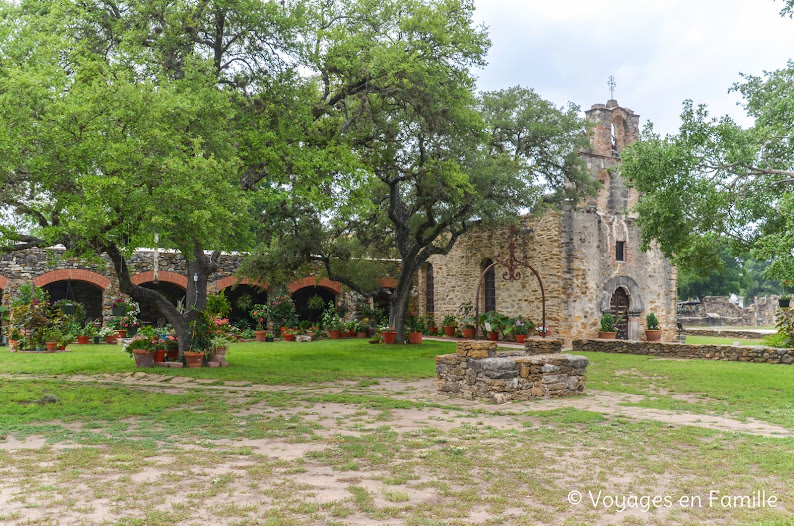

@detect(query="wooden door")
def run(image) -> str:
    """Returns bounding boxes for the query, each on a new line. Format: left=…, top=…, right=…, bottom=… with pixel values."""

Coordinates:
left=610, top=288, right=630, bottom=340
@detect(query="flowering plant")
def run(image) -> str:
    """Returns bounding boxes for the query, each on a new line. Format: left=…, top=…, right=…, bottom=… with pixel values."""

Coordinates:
left=111, top=295, right=140, bottom=316
left=536, top=326, right=551, bottom=336
left=514, top=318, right=534, bottom=335
left=782, top=279, right=794, bottom=295
left=269, top=294, right=298, bottom=329
left=249, top=304, right=268, bottom=330
left=98, top=326, right=116, bottom=338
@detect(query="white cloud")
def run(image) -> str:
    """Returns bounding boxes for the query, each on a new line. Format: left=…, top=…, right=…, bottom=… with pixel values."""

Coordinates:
left=473, top=0, right=794, bottom=134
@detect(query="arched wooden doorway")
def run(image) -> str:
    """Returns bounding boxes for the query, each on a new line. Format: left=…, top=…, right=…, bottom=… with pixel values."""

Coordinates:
left=610, top=287, right=630, bottom=340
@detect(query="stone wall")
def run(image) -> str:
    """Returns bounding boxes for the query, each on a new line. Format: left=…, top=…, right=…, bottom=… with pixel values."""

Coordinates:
left=679, top=296, right=780, bottom=327
left=572, top=338, right=794, bottom=365
left=435, top=341, right=589, bottom=403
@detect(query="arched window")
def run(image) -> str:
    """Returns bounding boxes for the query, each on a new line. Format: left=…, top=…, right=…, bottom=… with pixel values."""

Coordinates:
left=425, top=264, right=435, bottom=314
left=483, top=259, right=496, bottom=313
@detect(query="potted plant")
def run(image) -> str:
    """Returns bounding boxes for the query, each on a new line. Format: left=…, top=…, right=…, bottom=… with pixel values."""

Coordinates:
left=344, top=320, right=357, bottom=338
left=645, top=311, right=662, bottom=341
left=250, top=304, right=269, bottom=342
left=599, top=312, right=620, bottom=339
left=426, top=313, right=438, bottom=335
left=209, top=334, right=232, bottom=362
left=125, top=336, right=154, bottom=367
left=442, top=315, right=457, bottom=337
left=458, top=302, right=476, bottom=339
left=7, top=327, right=22, bottom=351
left=406, top=313, right=426, bottom=344
left=321, top=302, right=343, bottom=339
left=265, top=332, right=274, bottom=342
left=513, top=318, right=534, bottom=344
left=283, top=328, right=298, bottom=342
left=781, top=294, right=791, bottom=308
left=77, top=323, right=96, bottom=345
left=355, top=321, right=369, bottom=338
left=43, top=327, right=61, bottom=351
left=99, top=326, right=117, bottom=344
left=269, top=293, right=298, bottom=334
left=380, top=326, right=397, bottom=344
left=164, top=336, right=179, bottom=360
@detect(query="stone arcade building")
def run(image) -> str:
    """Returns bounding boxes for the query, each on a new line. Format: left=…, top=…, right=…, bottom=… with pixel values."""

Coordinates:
left=0, top=100, right=676, bottom=342
left=415, top=99, right=677, bottom=343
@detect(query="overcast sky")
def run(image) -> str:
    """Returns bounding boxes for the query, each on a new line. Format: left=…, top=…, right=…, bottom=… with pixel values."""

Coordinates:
left=472, top=0, right=794, bottom=135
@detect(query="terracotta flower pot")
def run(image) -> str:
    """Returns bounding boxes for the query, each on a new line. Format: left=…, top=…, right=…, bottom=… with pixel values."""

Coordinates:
left=77, top=336, right=90, bottom=345
left=645, top=329, right=662, bottom=342
left=382, top=331, right=397, bottom=344
left=443, top=326, right=456, bottom=337
left=284, top=333, right=295, bottom=342
left=132, top=349, right=154, bottom=367
left=115, top=330, right=127, bottom=339
left=104, top=335, right=117, bottom=344
left=153, top=349, right=166, bottom=362
left=598, top=331, right=617, bottom=339
left=184, top=351, right=204, bottom=368
left=9, top=340, right=18, bottom=351
left=516, top=334, right=527, bottom=344
left=255, top=330, right=267, bottom=342
left=487, top=331, right=500, bottom=341
left=356, top=331, right=368, bottom=338
left=427, top=327, right=438, bottom=335
left=408, top=331, right=423, bottom=344
left=45, top=341, right=58, bottom=351
left=461, top=328, right=475, bottom=339
left=330, top=330, right=341, bottom=340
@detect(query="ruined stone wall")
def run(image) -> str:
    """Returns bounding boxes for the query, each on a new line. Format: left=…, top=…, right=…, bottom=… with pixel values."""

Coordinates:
left=679, top=296, right=780, bottom=327
left=572, top=338, right=794, bottom=365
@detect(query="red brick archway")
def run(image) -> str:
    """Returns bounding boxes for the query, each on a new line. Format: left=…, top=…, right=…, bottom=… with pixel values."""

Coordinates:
left=131, top=271, right=187, bottom=290
left=213, top=276, right=269, bottom=293
left=0, top=274, right=8, bottom=290
left=33, top=269, right=111, bottom=290
left=287, top=276, right=342, bottom=295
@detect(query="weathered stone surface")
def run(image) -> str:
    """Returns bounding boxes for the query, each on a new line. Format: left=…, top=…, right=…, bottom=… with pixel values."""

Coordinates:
left=437, top=343, right=588, bottom=403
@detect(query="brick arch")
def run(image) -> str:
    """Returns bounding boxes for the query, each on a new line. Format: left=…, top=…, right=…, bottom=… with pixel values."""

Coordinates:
left=378, top=278, right=398, bottom=289
left=213, top=276, right=269, bottom=293
left=33, top=269, right=110, bottom=290
left=287, top=276, right=342, bottom=295
left=0, top=274, right=8, bottom=290
left=131, top=271, right=187, bottom=290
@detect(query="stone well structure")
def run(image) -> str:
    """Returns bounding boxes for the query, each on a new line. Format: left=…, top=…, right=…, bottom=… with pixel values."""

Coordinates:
left=436, top=340, right=589, bottom=404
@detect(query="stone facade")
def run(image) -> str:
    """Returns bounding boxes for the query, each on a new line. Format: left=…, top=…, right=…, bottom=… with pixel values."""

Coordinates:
left=418, top=100, right=677, bottom=345
left=572, top=338, right=794, bottom=365
left=435, top=341, right=589, bottom=403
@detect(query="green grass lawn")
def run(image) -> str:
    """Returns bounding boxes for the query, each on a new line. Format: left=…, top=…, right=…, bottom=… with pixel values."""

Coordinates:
left=2, top=339, right=794, bottom=525
left=0, top=339, right=450, bottom=384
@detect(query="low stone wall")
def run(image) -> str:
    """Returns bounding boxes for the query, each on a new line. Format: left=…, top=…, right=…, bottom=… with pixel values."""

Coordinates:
left=572, top=339, right=794, bottom=364
left=683, top=328, right=772, bottom=340
left=523, top=337, right=564, bottom=355
left=436, top=341, right=588, bottom=404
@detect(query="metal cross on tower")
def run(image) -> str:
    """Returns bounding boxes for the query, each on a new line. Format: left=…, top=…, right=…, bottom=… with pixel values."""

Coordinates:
left=608, top=75, right=616, bottom=99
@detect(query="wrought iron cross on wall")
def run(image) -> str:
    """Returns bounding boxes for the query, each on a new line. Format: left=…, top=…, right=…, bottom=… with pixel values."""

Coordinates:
left=474, top=225, right=547, bottom=339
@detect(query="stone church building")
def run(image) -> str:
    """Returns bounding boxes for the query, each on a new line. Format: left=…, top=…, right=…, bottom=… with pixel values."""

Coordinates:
left=0, top=99, right=676, bottom=343
left=414, top=99, right=677, bottom=343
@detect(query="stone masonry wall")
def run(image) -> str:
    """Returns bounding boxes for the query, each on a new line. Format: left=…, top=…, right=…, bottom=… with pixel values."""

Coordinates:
left=423, top=213, right=565, bottom=337
left=572, top=338, right=794, bottom=365
left=1, top=248, right=264, bottom=322
left=436, top=341, right=589, bottom=403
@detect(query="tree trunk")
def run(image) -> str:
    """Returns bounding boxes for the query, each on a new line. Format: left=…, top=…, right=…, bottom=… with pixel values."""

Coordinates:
left=389, top=265, right=416, bottom=344
left=105, top=242, right=218, bottom=354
